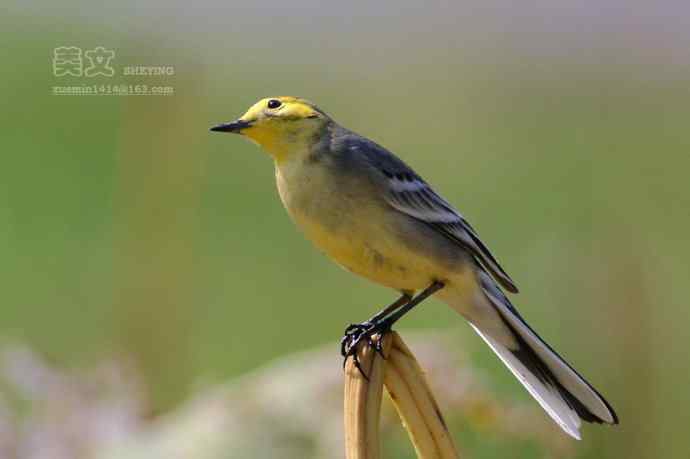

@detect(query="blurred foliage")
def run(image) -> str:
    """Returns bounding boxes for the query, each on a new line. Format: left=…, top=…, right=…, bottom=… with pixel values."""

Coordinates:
left=0, top=334, right=574, bottom=459
left=1, top=3, right=690, bottom=457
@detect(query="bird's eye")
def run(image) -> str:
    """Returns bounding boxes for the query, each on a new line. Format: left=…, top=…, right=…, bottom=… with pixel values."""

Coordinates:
left=267, top=99, right=282, bottom=109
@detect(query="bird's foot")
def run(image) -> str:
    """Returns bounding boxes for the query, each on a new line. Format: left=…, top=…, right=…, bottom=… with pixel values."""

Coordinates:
left=340, top=320, right=391, bottom=379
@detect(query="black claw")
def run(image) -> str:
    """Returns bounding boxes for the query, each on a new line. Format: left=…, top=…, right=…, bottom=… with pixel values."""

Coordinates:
left=340, top=334, right=349, bottom=358
left=340, top=319, right=392, bottom=378
left=373, top=337, right=386, bottom=359
left=340, top=282, right=444, bottom=379
left=352, top=352, right=369, bottom=381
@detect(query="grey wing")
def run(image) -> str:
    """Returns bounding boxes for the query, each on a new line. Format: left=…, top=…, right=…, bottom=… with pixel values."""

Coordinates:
left=343, top=133, right=518, bottom=293
left=383, top=171, right=518, bottom=293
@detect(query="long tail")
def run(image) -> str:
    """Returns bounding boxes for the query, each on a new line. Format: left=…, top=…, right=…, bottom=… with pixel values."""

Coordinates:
left=467, top=270, right=618, bottom=439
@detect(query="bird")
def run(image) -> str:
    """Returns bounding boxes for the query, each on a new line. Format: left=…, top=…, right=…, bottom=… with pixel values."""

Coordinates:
left=210, top=96, right=618, bottom=439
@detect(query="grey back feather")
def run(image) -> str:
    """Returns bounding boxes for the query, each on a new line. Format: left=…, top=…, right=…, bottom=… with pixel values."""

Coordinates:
left=328, top=126, right=518, bottom=293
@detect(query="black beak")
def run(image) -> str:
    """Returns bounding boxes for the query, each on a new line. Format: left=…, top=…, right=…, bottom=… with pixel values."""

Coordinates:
left=209, top=119, right=251, bottom=133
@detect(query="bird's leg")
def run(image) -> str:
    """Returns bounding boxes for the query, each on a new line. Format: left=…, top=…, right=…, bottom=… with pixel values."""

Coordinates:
left=377, top=281, right=444, bottom=330
left=365, top=292, right=414, bottom=326
left=341, top=293, right=411, bottom=358
left=341, top=281, right=444, bottom=376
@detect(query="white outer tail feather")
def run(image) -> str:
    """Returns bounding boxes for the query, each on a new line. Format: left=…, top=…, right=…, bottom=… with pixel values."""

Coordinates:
left=470, top=323, right=583, bottom=439
left=462, top=270, right=618, bottom=439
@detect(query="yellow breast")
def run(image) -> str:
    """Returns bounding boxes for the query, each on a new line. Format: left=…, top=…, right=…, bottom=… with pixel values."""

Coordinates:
left=275, top=159, right=440, bottom=292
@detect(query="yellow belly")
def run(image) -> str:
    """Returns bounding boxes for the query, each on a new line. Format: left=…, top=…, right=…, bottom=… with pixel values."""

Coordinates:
left=275, top=156, right=447, bottom=292
left=294, top=211, right=442, bottom=292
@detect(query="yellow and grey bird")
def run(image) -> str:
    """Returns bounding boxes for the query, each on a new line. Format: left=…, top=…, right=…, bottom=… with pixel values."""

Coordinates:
left=210, top=96, right=618, bottom=439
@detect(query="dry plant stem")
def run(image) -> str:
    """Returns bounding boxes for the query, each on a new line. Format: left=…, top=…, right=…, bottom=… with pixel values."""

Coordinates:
left=383, top=332, right=460, bottom=459
left=344, top=334, right=392, bottom=459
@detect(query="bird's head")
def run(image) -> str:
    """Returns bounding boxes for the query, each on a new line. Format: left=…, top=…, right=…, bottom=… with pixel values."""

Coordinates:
left=211, top=96, right=330, bottom=161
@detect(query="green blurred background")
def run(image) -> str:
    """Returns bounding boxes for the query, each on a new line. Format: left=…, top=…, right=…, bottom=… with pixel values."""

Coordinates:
left=2, top=2, right=689, bottom=457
